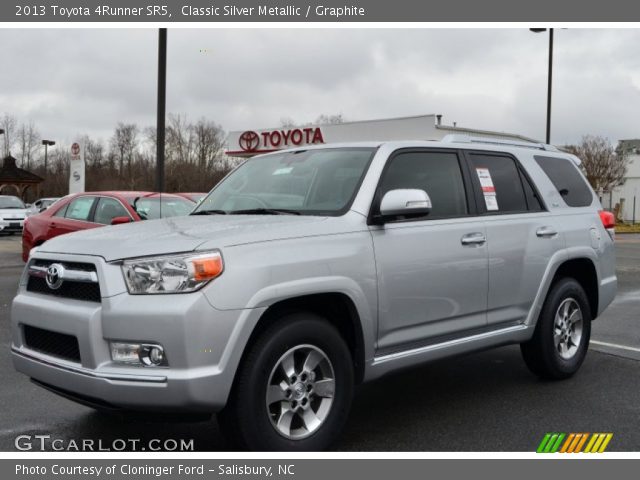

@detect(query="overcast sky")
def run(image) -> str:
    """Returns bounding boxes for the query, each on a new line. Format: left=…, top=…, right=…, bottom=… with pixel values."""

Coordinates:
left=2, top=28, right=640, bottom=150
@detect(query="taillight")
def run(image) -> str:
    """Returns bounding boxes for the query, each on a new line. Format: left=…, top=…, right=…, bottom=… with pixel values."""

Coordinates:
left=599, top=210, right=615, bottom=229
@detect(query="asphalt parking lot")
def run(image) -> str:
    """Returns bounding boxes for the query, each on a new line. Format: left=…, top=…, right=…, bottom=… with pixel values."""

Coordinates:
left=0, top=232, right=639, bottom=451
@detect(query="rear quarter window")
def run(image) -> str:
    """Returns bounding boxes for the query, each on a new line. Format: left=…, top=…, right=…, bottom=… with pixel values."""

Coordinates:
left=534, top=155, right=593, bottom=207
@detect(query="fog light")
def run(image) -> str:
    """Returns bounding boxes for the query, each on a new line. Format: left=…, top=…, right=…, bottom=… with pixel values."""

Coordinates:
left=141, top=345, right=165, bottom=366
left=110, top=342, right=167, bottom=367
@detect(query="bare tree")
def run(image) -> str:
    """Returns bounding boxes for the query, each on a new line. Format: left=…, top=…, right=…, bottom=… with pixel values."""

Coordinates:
left=279, top=117, right=296, bottom=128
left=17, top=121, right=40, bottom=169
left=565, top=135, right=630, bottom=192
left=314, top=113, right=346, bottom=125
left=166, top=114, right=194, bottom=164
left=82, top=136, right=105, bottom=169
left=1, top=113, right=18, bottom=158
left=279, top=113, right=346, bottom=128
left=110, top=123, right=139, bottom=174
left=192, top=118, right=225, bottom=169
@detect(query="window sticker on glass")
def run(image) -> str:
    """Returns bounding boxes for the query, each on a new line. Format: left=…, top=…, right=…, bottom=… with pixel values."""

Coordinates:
left=272, top=167, right=293, bottom=175
left=484, top=194, right=499, bottom=211
left=476, top=167, right=499, bottom=211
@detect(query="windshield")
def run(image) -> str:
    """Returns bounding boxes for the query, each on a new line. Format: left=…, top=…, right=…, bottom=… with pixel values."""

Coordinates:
left=193, top=147, right=375, bottom=216
left=128, top=196, right=194, bottom=220
left=0, top=196, right=26, bottom=209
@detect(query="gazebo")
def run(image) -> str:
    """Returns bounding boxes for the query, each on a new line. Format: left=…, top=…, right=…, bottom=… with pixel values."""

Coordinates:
left=0, top=155, right=44, bottom=200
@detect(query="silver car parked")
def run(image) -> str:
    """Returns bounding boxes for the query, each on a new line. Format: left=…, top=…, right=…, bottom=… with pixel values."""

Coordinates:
left=11, top=137, right=617, bottom=450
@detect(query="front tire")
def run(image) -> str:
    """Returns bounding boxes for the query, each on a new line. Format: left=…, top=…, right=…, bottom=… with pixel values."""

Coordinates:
left=521, top=278, right=591, bottom=380
left=218, top=313, right=354, bottom=451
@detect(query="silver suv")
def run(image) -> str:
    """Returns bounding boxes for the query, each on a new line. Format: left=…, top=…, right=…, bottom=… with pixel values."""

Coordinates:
left=11, top=137, right=617, bottom=451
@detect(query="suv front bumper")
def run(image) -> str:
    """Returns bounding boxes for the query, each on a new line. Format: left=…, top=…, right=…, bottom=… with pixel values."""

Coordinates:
left=11, top=254, right=264, bottom=413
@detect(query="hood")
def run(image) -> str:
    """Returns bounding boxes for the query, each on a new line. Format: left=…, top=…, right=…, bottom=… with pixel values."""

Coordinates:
left=0, top=208, right=28, bottom=218
left=37, top=214, right=343, bottom=262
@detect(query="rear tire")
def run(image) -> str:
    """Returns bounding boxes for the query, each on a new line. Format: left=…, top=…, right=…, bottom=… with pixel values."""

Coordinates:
left=217, top=313, right=354, bottom=451
left=521, top=278, right=591, bottom=380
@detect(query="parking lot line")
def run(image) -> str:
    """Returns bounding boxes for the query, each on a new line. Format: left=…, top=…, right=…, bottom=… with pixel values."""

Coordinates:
left=590, top=340, right=640, bottom=353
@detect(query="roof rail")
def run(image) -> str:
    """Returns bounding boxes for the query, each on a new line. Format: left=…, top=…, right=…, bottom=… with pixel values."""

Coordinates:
left=441, top=134, right=559, bottom=152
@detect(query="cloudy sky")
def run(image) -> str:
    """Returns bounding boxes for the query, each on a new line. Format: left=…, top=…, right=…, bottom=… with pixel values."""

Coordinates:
left=2, top=28, right=640, bottom=150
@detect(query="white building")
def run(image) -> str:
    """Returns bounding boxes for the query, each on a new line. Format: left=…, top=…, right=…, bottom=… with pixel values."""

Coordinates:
left=226, top=114, right=540, bottom=158
left=605, top=139, right=640, bottom=223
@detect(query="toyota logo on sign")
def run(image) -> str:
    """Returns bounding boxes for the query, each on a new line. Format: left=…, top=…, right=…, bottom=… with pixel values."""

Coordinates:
left=45, top=263, right=65, bottom=290
left=239, top=131, right=260, bottom=152
left=71, top=143, right=80, bottom=156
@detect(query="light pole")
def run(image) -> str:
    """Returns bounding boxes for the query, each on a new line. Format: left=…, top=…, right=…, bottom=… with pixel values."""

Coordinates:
left=530, top=28, right=554, bottom=144
left=156, top=28, right=167, bottom=193
left=0, top=128, right=5, bottom=158
left=42, top=139, right=55, bottom=173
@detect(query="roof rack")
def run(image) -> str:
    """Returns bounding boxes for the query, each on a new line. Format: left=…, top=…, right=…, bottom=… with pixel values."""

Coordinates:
left=441, top=134, right=559, bottom=152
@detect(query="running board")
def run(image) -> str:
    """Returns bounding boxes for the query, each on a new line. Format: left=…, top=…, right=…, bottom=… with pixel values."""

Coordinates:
left=367, top=324, right=532, bottom=381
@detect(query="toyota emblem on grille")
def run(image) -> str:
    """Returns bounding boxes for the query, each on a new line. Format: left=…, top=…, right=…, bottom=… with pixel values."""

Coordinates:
left=45, top=263, right=65, bottom=290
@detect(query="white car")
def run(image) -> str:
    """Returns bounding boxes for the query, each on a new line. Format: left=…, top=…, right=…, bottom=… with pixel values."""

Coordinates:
left=26, top=197, right=61, bottom=216
left=0, top=195, right=29, bottom=234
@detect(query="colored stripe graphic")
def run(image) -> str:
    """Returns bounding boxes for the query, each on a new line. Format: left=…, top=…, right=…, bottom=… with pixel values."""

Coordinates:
left=537, top=433, right=612, bottom=453
left=537, top=433, right=566, bottom=453
left=584, top=433, right=613, bottom=453
left=559, top=433, right=575, bottom=453
left=574, top=433, right=589, bottom=453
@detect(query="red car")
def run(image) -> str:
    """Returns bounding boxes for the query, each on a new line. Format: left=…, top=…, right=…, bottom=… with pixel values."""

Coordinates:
left=22, top=191, right=194, bottom=261
left=175, top=192, right=207, bottom=203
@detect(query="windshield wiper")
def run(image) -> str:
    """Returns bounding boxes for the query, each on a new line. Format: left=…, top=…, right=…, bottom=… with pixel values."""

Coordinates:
left=229, top=208, right=301, bottom=215
left=191, top=209, right=228, bottom=215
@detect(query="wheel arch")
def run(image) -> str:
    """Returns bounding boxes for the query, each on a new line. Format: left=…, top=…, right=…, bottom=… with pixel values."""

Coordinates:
left=550, top=257, right=599, bottom=320
left=241, top=292, right=367, bottom=384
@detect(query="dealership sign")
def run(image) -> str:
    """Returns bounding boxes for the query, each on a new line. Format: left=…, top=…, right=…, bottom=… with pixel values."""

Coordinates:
left=229, top=127, right=325, bottom=155
left=226, top=114, right=510, bottom=157
left=68, top=141, right=85, bottom=194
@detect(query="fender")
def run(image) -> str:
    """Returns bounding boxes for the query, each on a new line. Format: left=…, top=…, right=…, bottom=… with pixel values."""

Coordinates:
left=244, top=275, right=376, bottom=363
left=209, top=275, right=376, bottom=401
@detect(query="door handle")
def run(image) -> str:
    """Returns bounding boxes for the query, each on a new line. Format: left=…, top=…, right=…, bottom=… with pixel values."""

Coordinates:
left=461, top=232, right=486, bottom=246
left=536, top=226, right=558, bottom=238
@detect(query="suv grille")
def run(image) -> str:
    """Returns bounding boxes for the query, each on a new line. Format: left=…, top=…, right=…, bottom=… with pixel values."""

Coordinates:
left=27, top=259, right=101, bottom=302
left=23, top=325, right=81, bottom=363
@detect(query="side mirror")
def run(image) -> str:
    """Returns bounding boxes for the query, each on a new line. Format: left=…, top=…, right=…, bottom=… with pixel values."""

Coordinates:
left=111, top=216, right=132, bottom=225
left=378, top=189, right=432, bottom=222
left=25, top=203, right=32, bottom=208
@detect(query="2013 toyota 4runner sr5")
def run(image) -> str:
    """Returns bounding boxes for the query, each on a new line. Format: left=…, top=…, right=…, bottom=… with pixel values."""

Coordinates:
left=11, top=137, right=617, bottom=451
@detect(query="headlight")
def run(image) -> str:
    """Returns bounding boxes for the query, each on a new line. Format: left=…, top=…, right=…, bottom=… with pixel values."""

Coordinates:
left=121, top=250, right=224, bottom=294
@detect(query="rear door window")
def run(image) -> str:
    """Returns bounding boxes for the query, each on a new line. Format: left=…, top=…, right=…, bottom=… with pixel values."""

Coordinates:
left=534, top=155, right=593, bottom=207
left=468, top=154, right=528, bottom=213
